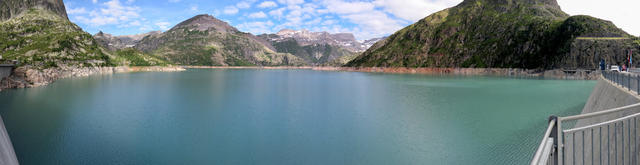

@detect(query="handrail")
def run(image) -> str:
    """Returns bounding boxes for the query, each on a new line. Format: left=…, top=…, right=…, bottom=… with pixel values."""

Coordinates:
left=531, top=71, right=640, bottom=165
left=559, top=102, right=640, bottom=121
left=563, top=109, right=640, bottom=133
left=530, top=119, right=556, bottom=165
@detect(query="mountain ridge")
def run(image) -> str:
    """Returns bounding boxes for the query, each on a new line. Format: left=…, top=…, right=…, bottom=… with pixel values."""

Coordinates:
left=0, top=0, right=68, bottom=21
left=347, top=0, right=639, bottom=69
left=134, top=14, right=306, bottom=66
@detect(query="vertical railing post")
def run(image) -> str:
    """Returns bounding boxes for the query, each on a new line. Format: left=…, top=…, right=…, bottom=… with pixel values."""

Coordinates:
left=628, top=73, right=631, bottom=90
left=557, top=117, right=564, bottom=165
left=549, top=116, right=559, bottom=165
left=636, top=75, right=640, bottom=94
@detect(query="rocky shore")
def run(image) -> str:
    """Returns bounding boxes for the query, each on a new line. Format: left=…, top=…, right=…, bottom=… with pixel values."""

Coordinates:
left=313, top=67, right=600, bottom=80
left=187, top=66, right=600, bottom=79
left=0, top=66, right=185, bottom=91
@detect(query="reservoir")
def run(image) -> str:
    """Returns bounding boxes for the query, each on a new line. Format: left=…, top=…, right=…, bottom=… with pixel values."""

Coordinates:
left=0, top=69, right=595, bottom=164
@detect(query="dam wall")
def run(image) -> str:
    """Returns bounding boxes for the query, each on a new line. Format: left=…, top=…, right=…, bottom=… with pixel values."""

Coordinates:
left=0, top=65, right=13, bottom=80
left=577, top=77, right=640, bottom=127
left=0, top=64, right=18, bottom=164
left=0, top=115, right=18, bottom=165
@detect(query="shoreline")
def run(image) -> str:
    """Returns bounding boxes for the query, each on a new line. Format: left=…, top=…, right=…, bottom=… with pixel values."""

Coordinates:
left=186, top=66, right=600, bottom=80
left=0, top=66, right=185, bottom=91
left=1, top=65, right=599, bottom=91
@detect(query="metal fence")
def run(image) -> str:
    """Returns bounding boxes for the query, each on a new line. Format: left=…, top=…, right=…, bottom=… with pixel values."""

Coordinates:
left=532, top=71, right=640, bottom=165
left=602, top=71, right=640, bottom=94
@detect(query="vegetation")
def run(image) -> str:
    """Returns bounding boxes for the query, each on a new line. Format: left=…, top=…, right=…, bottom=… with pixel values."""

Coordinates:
left=0, top=9, right=110, bottom=69
left=136, top=15, right=307, bottom=66
left=110, top=48, right=171, bottom=66
left=271, top=39, right=356, bottom=65
left=347, top=0, right=637, bottom=69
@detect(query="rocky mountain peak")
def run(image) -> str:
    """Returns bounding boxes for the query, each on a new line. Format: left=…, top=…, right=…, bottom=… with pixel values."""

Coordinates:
left=1, top=0, right=68, bottom=21
left=264, top=29, right=380, bottom=52
left=172, top=14, right=237, bottom=32
left=463, top=0, right=559, bottom=5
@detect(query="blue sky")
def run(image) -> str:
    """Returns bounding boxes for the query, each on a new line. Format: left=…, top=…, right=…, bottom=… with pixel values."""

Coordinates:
left=63, top=0, right=640, bottom=40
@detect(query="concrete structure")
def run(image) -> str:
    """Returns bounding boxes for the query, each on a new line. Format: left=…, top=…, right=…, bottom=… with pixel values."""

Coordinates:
left=0, top=115, right=18, bottom=165
left=0, top=63, right=18, bottom=165
left=0, top=64, right=13, bottom=80
left=531, top=73, right=640, bottom=165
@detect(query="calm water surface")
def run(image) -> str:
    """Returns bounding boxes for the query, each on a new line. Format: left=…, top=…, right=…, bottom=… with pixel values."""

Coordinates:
left=0, top=69, right=595, bottom=164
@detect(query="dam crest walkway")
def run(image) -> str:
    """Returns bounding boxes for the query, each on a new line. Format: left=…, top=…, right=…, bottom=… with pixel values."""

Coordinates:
left=532, top=71, right=640, bottom=165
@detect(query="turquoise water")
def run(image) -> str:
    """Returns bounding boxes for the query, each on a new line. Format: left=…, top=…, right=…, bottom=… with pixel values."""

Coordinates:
left=0, top=69, right=595, bottom=164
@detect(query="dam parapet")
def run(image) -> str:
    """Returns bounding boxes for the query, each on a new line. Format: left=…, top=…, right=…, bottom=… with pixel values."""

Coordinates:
left=531, top=71, right=640, bottom=165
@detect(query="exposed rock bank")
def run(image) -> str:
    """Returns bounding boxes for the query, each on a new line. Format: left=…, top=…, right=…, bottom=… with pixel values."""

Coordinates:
left=313, top=67, right=600, bottom=80
left=0, top=66, right=184, bottom=91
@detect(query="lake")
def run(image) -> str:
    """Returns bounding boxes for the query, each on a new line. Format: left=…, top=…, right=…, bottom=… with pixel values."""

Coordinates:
left=0, top=69, right=595, bottom=164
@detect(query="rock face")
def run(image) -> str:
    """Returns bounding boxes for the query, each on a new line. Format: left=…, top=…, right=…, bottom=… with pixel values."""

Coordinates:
left=347, top=0, right=640, bottom=69
left=362, top=37, right=386, bottom=50
left=93, top=31, right=161, bottom=51
left=135, top=14, right=305, bottom=66
left=0, top=0, right=177, bottom=90
left=0, top=9, right=109, bottom=69
left=263, top=29, right=367, bottom=52
left=257, top=29, right=391, bottom=65
left=0, top=0, right=68, bottom=21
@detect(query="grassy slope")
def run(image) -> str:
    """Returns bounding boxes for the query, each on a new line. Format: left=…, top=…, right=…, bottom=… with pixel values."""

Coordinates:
left=0, top=9, right=110, bottom=68
left=141, top=27, right=306, bottom=66
left=110, top=48, right=171, bottom=66
left=347, top=0, right=637, bottom=69
left=271, top=39, right=356, bottom=65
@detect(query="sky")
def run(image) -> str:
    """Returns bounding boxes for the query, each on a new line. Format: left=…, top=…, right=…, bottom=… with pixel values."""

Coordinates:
left=63, top=0, right=640, bottom=40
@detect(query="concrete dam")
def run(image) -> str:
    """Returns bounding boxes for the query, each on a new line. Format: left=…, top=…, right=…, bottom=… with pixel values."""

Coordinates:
left=532, top=72, right=640, bottom=165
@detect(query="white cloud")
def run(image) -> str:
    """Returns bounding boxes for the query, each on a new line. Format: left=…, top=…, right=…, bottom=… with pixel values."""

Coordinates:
left=155, top=21, right=171, bottom=30
left=190, top=5, right=199, bottom=12
left=258, top=1, right=278, bottom=8
left=67, top=7, right=87, bottom=14
left=558, top=0, right=640, bottom=37
left=277, top=0, right=304, bottom=5
left=92, top=0, right=98, bottom=4
left=323, top=0, right=375, bottom=14
left=248, top=11, right=267, bottom=18
left=236, top=1, right=251, bottom=9
left=237, top=21, right=275, bottom=35
left=129, top=20, right=141, bottom=26
left=373, top=0, right=461, bottom=22
left=316, top=0, right=405, bottom=39
left=74, top=0, right=142, bottom=27
left=223, top=6, right=239, bottom=15
left=268, top=7, right=286, bottom=18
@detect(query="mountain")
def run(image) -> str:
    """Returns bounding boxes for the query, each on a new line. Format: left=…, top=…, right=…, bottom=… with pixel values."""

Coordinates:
left=258, top=29, right=367, bottom=65
left=263, top=29, right=368, bottom=52
left=347, top=0, right=640, bottom=69
left=0, top=0, right=175, bottom=70
left=135, top=14, right=305, bottom=66
left=0, top=0, right=68, bottom=21
left=0, top=8, right=109, bottom=69
left=362, top=37, right=386, bottom=49
left=94, top=31, right=161, bottom=51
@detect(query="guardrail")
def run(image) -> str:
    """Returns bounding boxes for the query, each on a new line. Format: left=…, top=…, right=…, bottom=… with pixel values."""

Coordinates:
left=531, top=71, right=640, bottom=165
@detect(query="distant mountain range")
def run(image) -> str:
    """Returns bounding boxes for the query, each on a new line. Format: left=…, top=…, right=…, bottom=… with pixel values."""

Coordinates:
left=94, top=17, right=384, bottom=66
left=347, top=0, right=640, bottom=69
left=94, top=31, right=161, bottom=51
left=2, top=0, right=639, bottom=71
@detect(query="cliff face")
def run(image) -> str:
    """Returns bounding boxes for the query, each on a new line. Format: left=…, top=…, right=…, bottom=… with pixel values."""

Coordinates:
left=347, top=0, right=639, bottom=69
left=93, top=31, right=161, bottom=51
left=0, top=0, right=68, bottom=21
left=135, top=14, right=306, bottom=66
left=0, top=9, right=109, bottom=69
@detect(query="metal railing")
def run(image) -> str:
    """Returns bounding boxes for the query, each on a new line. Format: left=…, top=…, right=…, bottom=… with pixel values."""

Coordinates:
left=532, top=71, right=640, bottom=165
